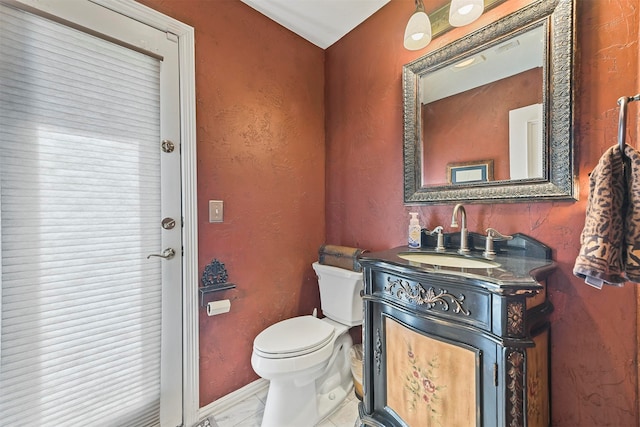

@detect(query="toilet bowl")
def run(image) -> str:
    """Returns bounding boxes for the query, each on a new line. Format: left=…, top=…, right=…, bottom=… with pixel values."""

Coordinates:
left=251, top=262, right=363, bottom=427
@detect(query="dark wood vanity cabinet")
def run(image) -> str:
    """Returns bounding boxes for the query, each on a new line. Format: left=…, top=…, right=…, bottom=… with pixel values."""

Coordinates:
left=357, top=244, right=555, bottom=427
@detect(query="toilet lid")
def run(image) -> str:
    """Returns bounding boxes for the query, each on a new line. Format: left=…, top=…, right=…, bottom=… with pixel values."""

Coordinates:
left=254, top=315, right=335, bottom=358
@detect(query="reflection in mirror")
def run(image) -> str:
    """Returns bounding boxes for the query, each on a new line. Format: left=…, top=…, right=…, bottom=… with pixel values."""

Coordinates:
left=421, top=25, right=545, bottom=186
left=403, top=0, right=576, bottom=204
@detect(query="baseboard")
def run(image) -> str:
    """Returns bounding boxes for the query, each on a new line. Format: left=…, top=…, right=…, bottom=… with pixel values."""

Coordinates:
left=198, top=378, right=269, bottom=420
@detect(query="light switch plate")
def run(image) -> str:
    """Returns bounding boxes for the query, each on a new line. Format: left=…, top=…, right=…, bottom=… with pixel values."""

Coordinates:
left=209, top=200, right=224, bottom=223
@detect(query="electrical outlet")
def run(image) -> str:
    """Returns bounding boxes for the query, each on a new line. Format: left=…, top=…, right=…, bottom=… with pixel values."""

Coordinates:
left=209, top=200, right=224, bottom=223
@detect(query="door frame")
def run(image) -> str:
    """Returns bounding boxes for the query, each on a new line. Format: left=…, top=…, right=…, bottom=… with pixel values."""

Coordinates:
left=89, top=1, right=200, bottom=425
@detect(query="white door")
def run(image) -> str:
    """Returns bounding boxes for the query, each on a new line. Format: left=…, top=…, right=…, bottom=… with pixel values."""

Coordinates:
left=0, top=1, right=183, bottom=425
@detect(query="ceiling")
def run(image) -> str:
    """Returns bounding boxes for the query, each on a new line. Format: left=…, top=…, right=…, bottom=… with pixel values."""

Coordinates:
left=240, top=0, right=391, bottom=49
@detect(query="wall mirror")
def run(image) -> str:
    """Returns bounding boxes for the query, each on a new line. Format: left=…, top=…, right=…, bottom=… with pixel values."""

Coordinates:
left=403, top=0, right=576, bottom=204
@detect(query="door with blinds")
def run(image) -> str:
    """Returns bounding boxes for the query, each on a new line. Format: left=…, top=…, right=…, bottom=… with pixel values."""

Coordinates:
left=0, top=1, right=183, bottom=426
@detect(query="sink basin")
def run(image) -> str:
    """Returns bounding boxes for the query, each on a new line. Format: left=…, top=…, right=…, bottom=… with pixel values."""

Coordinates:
left=398, top=253, right=500, bottom=269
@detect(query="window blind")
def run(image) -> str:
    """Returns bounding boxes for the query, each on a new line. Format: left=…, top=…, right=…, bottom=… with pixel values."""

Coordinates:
left=0, top=4, right=163, bottom=426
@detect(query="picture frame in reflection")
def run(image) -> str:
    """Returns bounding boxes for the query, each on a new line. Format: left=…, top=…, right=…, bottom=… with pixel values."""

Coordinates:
left=447, top=160, right=494, bottom=184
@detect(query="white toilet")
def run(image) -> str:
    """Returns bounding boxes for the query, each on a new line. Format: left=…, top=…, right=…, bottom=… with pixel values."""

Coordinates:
left=251, top=262, right=363, bottom=427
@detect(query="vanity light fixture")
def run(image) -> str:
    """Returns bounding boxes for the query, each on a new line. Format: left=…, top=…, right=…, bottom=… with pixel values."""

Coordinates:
left=495, top=39, right=520, bottom=54
left=404, top=0, right=432, bottom=50
left=449, top=0, right=484, bottom=27
left=452, top=54, right=486, bottom=70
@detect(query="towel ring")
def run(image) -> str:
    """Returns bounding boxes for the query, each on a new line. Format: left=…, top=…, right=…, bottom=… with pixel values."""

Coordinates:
left=618, top=94, right=640, bottom=158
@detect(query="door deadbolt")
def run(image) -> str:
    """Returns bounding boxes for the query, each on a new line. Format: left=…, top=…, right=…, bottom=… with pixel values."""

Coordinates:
left=161, top=139, right=175, bottom=153
left=161, top=217, right=176, bottom=230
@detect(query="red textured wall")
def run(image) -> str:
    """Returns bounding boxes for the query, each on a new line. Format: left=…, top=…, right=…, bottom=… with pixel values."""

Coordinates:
left=137, top=0, right=326, bottom=406
left=326, top=0, right=639, bottom=425
left=423, top=67, right=542, bottom=184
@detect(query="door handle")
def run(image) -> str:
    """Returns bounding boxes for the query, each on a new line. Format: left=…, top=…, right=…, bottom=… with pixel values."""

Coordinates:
left=147, top=248, right=176, bottom=260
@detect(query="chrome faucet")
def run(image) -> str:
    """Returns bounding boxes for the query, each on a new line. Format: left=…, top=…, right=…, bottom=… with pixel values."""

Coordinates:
left=451, top=204, right=469, bottom=254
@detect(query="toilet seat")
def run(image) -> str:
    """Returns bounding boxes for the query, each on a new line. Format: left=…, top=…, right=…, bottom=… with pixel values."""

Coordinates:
left=253, top=316, right=335, bottom=359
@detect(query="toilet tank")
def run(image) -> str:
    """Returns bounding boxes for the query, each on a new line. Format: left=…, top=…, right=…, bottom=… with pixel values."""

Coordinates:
left=312, top=262, right=363, bottom=327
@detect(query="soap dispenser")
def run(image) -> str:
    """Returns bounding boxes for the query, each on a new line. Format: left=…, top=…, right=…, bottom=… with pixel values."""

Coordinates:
left=408, top=212, right=421, bottom=249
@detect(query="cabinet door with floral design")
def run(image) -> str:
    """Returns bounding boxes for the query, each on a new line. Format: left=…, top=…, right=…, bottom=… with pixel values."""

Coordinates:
left=385, top=317, right=479, bottom=427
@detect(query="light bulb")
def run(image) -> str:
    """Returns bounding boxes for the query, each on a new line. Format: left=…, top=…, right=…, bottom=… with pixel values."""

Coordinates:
left=449, top=0, right=484, bottom=27
left=457, top=5, right=474, bottom=15
left=454, top=58, right=476, bottom=68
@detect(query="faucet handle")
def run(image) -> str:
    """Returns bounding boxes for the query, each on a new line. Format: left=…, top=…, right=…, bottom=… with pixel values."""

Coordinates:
left=429, top=226, right=445, bottom=252
left=483, top=228, right=513, bottom=258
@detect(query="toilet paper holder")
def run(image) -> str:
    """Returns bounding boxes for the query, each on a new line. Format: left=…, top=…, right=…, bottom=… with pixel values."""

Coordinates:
left=200, top=258, right=236, bottom=307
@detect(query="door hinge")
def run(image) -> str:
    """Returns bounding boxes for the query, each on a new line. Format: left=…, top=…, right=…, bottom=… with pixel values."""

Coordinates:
left=493, top=363, right=498, bottom=386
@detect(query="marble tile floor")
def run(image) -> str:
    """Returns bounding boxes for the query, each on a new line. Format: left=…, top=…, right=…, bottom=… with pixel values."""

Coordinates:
left=210, top=385, right=361, bottom=427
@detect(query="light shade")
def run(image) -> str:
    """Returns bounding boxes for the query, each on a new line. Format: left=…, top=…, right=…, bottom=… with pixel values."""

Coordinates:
left=404, top=11, right=432, bottom=50
left=449, top=0, right=484, bottom=27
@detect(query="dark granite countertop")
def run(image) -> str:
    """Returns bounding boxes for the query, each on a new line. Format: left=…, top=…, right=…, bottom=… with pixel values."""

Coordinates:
left=359, top=245, right=557, bottom=293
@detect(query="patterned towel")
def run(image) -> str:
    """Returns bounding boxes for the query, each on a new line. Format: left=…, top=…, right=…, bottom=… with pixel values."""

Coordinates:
left=623, top=145, right=640, bottom=281
left=574, top=144, right=640, bottom=287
